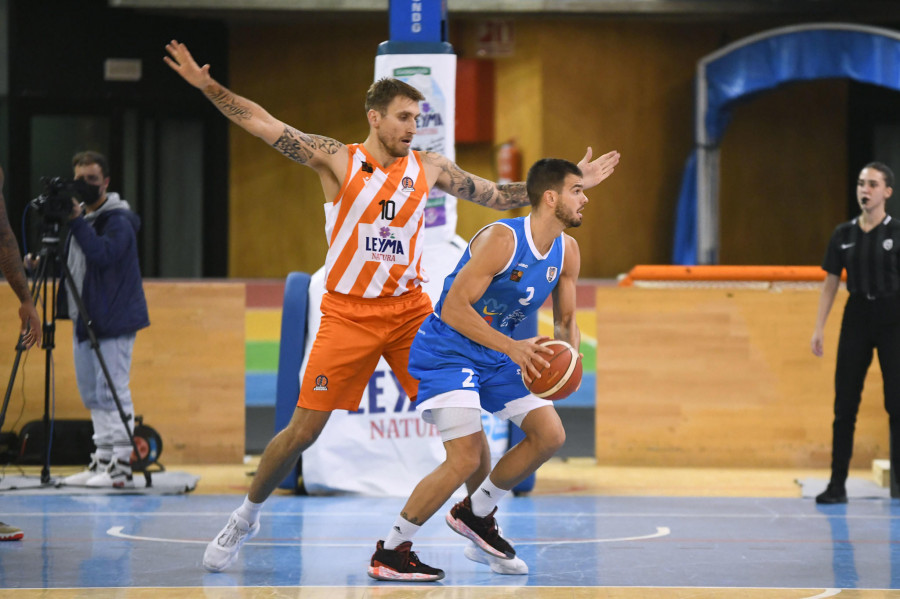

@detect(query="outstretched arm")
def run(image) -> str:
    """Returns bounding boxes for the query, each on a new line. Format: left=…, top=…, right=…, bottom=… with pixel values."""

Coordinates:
left=0, top=166, right=40, bottom=348
left=164, top=40, right=345, bottom=170
left=423, top=147, right=620, bottom=211
left=424, top=151, right=530, bottom=210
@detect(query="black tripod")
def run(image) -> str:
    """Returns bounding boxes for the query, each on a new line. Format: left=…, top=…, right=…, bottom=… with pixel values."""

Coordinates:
left=1, top=216, right=152, bottom=487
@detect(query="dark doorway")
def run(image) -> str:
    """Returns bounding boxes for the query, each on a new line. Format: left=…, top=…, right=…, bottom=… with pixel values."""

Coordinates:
left=5, top=0, right=228, bottom=277
left=848, top=81, right=900, bottom=218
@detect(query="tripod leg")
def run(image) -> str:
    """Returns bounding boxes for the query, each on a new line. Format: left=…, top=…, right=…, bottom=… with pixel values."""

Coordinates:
left=3, top=225, right=82, bottom=485
left=35, top=255, right=57, bottom=484
left=60, top=261, right=150, bottom=487
left=0, top=251, right=59, bottom=483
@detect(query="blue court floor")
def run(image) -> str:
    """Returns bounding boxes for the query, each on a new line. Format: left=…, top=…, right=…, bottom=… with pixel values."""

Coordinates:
left=1, top=493, right=900, bottom=592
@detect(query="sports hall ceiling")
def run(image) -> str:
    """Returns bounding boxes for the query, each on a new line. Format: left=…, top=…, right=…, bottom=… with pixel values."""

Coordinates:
left=108, top=0, right=900, bottom=20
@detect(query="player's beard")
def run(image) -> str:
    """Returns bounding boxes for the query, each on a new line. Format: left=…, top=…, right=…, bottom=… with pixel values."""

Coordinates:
left=555, top=203, right=583, bottom=228
left=379, top=131, right=410, bottom=158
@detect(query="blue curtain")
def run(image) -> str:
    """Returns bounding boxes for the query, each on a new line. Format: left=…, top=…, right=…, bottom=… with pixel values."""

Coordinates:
left=673, top=151, right=698, bottom=265
left=673, top=26, right=900, bottom=265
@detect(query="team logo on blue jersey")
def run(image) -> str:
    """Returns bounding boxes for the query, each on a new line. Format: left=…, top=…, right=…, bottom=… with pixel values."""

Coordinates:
left=546, top=266, right=558, bottom=283
left=482, top=298, right=506, bottom=314
left=401, top=176, right=415, bottom=192
left=510, top=269, right=523, bottom=282
left=481, top=298, right=506, bottom=324
left=501, top=309, right=527, bottom=329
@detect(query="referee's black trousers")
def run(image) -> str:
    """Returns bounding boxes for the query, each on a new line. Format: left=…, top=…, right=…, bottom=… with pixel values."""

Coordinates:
left=831, top=294, right=900, bottom=485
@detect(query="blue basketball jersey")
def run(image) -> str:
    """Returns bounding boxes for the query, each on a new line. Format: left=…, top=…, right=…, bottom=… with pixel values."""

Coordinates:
left=433, top=215, right=565, bottom=340
left=410, top=215, right=565, bottom=409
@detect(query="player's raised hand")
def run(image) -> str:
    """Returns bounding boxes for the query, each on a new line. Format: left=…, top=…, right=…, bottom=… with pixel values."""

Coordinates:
left=578, top=147, right=620, bottom=189
left=164, top=40, right=213, bottom=89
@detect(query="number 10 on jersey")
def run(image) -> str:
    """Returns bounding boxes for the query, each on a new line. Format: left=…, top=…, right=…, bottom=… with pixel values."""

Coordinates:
left=379, top=199, right=396, bottom=220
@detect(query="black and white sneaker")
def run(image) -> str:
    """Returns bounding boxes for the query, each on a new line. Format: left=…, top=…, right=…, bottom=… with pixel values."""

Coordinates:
left=446, top=496, right=515, bottom=559
left=368, top=540, right=445, bottom=582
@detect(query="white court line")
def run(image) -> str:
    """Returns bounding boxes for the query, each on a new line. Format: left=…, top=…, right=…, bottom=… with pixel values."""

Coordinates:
left=525, top=526, right=670, bottom=545
left=7, top=510, right=898, bottom=520
left=106, top=525, right=670, bottom=548
left=3, top=585, right=876, bottom=593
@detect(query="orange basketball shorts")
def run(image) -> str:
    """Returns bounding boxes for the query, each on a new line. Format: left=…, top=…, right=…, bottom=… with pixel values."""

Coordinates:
left=297, top=288, right=434, bottom=412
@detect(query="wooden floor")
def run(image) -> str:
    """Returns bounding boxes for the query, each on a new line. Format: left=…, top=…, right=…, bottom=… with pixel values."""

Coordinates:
left=5, top=459, right=898, bottom=599
left=2, top=453, right=855, bottom=497
left=178, top=456, right=849, bottom=498
left=8, top=589, right=900, bottom=599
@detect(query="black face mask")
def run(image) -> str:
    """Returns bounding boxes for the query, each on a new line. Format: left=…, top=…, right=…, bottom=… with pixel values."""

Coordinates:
left=72, top=179, right=101, bottom=205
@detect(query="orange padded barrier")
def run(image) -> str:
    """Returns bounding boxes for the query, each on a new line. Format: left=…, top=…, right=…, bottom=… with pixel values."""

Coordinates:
left=619, top=265, right=844, bottom=286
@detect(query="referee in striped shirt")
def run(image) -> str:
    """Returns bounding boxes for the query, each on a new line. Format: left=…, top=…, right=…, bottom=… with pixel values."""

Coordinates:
left=812, top=161, right=900, bottom=504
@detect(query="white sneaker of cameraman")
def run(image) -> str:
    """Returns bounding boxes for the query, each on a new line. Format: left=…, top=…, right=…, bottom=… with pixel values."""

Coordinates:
left=464, top=541, right=528, bottom=574
left=62, top=453, right=108, bottom=486
left=203, top=511, right=260, bottom=572
left=86, top=459, right=134, bottom=488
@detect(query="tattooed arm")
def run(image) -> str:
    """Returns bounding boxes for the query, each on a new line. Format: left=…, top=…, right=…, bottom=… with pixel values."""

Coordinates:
left=0, top=166, right=40, bottom=348
left=423, top=147, right=621, bottom=210
left=422, top=151, right=530, bottom=210
left=164, top=40, right=345, bottom=170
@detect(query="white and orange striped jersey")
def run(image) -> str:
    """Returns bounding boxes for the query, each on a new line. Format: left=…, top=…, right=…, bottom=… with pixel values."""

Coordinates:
left=323, top=143, right=430, bottom=298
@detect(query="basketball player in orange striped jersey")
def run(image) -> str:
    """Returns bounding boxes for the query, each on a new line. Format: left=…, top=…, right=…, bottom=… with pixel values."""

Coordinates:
left=164, top=39, right=620, bottom=574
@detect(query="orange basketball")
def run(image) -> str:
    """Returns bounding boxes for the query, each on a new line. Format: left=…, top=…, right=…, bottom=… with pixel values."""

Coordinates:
left=523, top=339, right=582, bottom=401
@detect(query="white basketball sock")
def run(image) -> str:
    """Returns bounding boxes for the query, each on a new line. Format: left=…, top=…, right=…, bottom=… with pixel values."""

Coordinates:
left=384, top=516, right=421, bottom=550
left=470, top=477, right=508, bottom=517
left=237, top=496, right=263, bottom=525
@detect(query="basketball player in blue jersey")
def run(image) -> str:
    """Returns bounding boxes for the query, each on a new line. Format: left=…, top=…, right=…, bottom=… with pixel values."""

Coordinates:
left=368, top=158, right=590, bottom=582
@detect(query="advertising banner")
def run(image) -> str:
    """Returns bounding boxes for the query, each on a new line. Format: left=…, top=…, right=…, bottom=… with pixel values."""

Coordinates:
left=375, top=53, right=457, bottom=246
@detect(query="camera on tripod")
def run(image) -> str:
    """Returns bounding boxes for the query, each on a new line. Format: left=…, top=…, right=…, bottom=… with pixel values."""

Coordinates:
left=30, top=177, right=100, bottom=222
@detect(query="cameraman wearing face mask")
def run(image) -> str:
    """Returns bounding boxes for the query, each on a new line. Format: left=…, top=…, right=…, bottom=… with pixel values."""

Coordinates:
left=29, top=151, right=149, bottom=488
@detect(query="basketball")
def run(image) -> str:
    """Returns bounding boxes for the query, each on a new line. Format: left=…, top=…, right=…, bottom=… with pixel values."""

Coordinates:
left=523, top=339, right=582, bottom=401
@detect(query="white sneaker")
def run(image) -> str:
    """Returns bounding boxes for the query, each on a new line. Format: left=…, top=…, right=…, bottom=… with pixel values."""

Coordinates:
left=85, top=459, right=134, bottom=488
left=203, top=511, right=260, bottom=572
left=464, top=542, right=528, bottom=574
left=62, top=453, right=109, bottom=486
